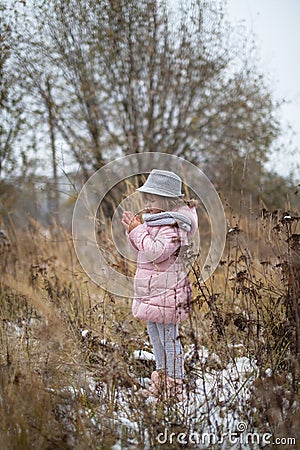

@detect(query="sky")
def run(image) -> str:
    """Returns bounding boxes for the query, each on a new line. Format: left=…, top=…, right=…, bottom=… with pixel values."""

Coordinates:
left=226, top=0, right=300, bottom=179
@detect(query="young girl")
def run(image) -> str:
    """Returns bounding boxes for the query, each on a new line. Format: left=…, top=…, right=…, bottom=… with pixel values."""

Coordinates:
left=121, top=169, right=198, bottom=401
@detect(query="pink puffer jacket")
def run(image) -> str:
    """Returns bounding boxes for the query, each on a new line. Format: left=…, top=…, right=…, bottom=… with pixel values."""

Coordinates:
left=128, top=205, right=198, bottom=324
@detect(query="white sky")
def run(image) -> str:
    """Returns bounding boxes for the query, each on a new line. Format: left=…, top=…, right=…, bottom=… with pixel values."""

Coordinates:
left=226, top=0, right=300, bottom=179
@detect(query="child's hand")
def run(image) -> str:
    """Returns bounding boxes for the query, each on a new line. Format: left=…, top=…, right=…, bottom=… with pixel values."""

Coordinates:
left=122, top=211, right=141, bottom=232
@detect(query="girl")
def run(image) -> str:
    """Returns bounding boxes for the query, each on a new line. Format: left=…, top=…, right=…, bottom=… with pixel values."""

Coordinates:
left=121, top=169, right=198, bottom=402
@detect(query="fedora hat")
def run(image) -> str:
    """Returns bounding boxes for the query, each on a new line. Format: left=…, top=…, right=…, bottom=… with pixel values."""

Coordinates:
left=137, top=169, right=184, bottom=198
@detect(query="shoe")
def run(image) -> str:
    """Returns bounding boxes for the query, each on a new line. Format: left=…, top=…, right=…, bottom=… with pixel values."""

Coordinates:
left=165, top=376, right=186, bottom=402
left=148, top=371, right=161, bottom=395
left=139, top=372, right=186, bottom=403
left=139, top=371, right=163, bottom=398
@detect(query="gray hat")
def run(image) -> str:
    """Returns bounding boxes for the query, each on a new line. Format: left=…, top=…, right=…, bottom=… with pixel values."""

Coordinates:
left=137, top=169, right=184, bottom=198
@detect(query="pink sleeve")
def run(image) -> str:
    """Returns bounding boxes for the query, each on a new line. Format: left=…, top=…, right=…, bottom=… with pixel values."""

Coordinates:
left=128, top=224, right=181, bottom=263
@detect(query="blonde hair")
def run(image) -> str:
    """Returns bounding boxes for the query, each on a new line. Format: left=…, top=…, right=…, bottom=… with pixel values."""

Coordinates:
left=141, top=193, right=199, bottom=212
left=161, top=197, right=199, bottom=211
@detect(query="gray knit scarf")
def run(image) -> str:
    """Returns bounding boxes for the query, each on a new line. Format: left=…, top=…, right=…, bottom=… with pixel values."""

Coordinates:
left=143, top=211, right=192, bottom=232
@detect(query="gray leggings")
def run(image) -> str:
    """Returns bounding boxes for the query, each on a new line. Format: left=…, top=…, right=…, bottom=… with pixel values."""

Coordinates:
left=146, top=321, right=184, bottom=379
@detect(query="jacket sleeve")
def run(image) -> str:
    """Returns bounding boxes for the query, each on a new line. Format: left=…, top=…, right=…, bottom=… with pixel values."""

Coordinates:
left=128, top=223, right=181, bottom=264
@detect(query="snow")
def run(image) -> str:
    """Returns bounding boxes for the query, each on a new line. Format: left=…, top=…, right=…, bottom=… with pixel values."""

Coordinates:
left=133, top=349, right=155, bottom=361
left=81, top=329, right=90, bottom=338
left=5, top=317, right=294, bottom=449
left=90, top=345, right=259, bottom=449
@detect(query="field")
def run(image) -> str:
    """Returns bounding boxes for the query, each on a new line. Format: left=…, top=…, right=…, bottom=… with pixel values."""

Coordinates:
left=0, top=205, right=299, bottom=449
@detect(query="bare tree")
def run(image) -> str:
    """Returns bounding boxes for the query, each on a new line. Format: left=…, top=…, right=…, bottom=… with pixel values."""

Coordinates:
left=0, top=6, right=24, bottom=179
left=11, top=0, right=281, bottom=203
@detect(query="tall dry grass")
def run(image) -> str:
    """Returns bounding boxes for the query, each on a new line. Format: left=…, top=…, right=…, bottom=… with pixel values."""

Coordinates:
left=0, top=204, right=299, bottom=449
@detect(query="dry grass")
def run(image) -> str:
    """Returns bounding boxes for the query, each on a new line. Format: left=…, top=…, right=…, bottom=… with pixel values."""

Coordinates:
left=0, top=206, right=299, bottom=449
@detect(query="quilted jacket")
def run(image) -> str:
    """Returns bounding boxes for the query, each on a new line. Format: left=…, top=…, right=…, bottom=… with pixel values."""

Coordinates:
left=128, top=205, right=198, bottom=324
